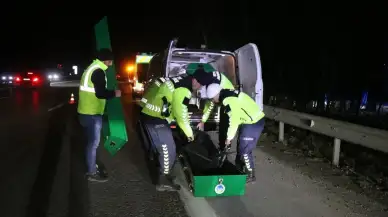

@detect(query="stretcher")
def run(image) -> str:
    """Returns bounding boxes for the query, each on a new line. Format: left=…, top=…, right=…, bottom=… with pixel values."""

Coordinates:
left=137, top=119, right=247, bottom=197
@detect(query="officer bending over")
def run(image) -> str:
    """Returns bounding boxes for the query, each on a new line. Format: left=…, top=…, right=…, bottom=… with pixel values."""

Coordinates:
left=191, top=68, right=235, bottom=151
left=206, top=83, right=265, bottom=183
left=139, top=75, right=196, bottom=191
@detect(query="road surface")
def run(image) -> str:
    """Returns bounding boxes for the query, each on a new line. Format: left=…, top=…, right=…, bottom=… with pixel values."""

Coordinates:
left=203, top=131, right=388, bottom=217
left=0, top=87, right=76, bottom=217
left=0, top=86, right=188, bottom=217
left=1, top=84, right=387, bottom=217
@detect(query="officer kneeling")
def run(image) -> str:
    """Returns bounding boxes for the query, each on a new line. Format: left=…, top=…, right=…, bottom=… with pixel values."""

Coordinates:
left=206, top=83, right=265, bottom=183
left=139, top=75, right=195, bottom=191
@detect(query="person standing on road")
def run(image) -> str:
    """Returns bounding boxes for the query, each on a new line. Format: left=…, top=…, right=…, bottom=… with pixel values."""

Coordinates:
left=205, top=84, right=265, bottom=183
left=77, top=48, right=121, bottom=182
left=191, top=67, right=235, bottom=151
left=139, top=75, right=198, bottom=191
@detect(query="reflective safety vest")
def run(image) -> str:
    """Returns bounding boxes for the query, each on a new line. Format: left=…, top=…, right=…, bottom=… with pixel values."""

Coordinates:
left=141, top=78, right=176, bottom=119
left=140, top=77, right=170, bottom=108
left=141, top=76, right=194, bottom=138
left=77, top=59, right=108, bottom=115
left=221, top=90, right=265, bottom=141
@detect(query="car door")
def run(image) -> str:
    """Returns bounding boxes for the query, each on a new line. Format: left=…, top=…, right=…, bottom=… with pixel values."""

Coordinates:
left=164, top=39, right=178, bottom=77
left=235, top=43, right=263, bottom=108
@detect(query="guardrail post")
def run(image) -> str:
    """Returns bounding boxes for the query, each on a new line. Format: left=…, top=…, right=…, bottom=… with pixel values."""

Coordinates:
left=332, top=138, right=341, bottom=166
left=279, top=121, right=284, bottom=142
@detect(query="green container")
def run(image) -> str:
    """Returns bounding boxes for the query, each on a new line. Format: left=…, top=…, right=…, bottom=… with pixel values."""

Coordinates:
left=192, top=162, right=247, bottom=197
left=178, top=131, right=247, bottom=197
left=102, top=109, right=128, bottom=155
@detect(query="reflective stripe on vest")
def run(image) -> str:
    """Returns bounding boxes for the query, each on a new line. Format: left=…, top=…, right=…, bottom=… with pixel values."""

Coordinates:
left=165, top=81, right=175, bottom=92
left=79, top=60, right=107, bottom=93
left=145, top=103, right=161, bottom=112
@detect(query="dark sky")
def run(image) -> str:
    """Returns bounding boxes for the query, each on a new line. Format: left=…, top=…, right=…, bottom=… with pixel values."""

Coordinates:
left=0, top=2, right=385, bottom=98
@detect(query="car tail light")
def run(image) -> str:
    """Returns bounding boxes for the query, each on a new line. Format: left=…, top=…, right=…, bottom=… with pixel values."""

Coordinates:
left=15, top=77, right=21, bottom=82
left=32, top=77, right=39, bottom=82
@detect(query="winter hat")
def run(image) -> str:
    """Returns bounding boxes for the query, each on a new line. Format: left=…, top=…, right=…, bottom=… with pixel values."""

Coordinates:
left=96, top=48, right=114, bottom=61
left=206, top=83, right=222, bottom=99
left=192, top=68, right=215, bottom=85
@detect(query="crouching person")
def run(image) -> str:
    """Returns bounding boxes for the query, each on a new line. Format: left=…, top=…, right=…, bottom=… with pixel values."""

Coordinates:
left=205, top=84, right=265, bottom=184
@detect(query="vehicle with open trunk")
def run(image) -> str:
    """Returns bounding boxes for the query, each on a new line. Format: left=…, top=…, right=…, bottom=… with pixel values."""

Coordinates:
left=139, top=39, right=264, bottom=129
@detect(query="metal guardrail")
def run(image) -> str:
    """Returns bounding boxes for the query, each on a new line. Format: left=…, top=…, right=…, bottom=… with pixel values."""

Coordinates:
left=263, top=105, right=388, bottom=166
left=0, top=87, right=12, bottom=99
left=50, top=81, right=80, bottom=87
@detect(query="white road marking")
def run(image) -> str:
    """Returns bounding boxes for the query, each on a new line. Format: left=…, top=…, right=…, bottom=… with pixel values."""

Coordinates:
left=173, top=163, right=219, bottom=217
left=48, top=103, right=65, bottom=112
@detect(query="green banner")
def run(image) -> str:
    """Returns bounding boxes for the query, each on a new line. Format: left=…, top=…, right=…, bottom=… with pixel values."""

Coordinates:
left=94, top=16, right=128, bottom=155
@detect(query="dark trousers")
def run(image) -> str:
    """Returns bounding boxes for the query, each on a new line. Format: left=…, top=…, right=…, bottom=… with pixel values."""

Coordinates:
left=78, top=114, right=102, bottom=174
left=143, top=119, right=176, bottom=175
left=236, top=118, right=265, bottom=172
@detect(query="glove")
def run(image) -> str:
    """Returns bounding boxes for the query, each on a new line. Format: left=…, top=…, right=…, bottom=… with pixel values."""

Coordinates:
left=225, top=139, right=232, bottom=150
left=196, top=122, right=205, bottom=131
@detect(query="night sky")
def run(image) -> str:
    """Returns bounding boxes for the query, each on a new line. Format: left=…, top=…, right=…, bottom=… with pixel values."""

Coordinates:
left=0, top=3, right=385, bottom=99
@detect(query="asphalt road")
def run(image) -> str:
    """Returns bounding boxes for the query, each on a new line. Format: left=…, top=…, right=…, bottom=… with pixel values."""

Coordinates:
left=0, top=87, right=76, bottom=217
left=2, top=83, right=387, bottom=217
left=0, top=85, right=188, bottom=217
left=202, top=131, right=388, bottom=217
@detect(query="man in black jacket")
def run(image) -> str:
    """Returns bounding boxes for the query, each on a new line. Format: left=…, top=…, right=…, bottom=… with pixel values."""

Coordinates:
left=78, top=48, right=121, bottom=182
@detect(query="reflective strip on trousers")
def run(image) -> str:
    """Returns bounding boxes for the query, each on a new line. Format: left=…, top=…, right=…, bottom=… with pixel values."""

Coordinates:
left=162, top=144, right=169, bottom=174
left=243, top=154, right=252, bottom=171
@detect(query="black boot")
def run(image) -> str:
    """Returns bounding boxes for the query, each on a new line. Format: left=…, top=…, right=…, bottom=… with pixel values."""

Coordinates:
left=156, top=174, right=181, bottom=192
left=96, top=163, right=108, bottom=178
left=246, top=170, right=256, bottom=184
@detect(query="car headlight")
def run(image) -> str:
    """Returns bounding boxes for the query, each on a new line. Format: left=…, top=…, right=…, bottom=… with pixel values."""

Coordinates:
left=1, top=76, right=6, bottom=80
left=8, top=76, right=13, bottom=80
left=53, top=74, right=59, bottom=79
left=48, top=75, right=53, bottom=79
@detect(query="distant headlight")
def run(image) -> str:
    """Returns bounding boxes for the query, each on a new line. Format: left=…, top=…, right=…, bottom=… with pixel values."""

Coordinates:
left=53, top=74, right=59, bottom=79
left=48, top=75, right=53, bottom=79
left=1, top=76, right=6, bottom=80
left=8, top=76, right=13, bottom=80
